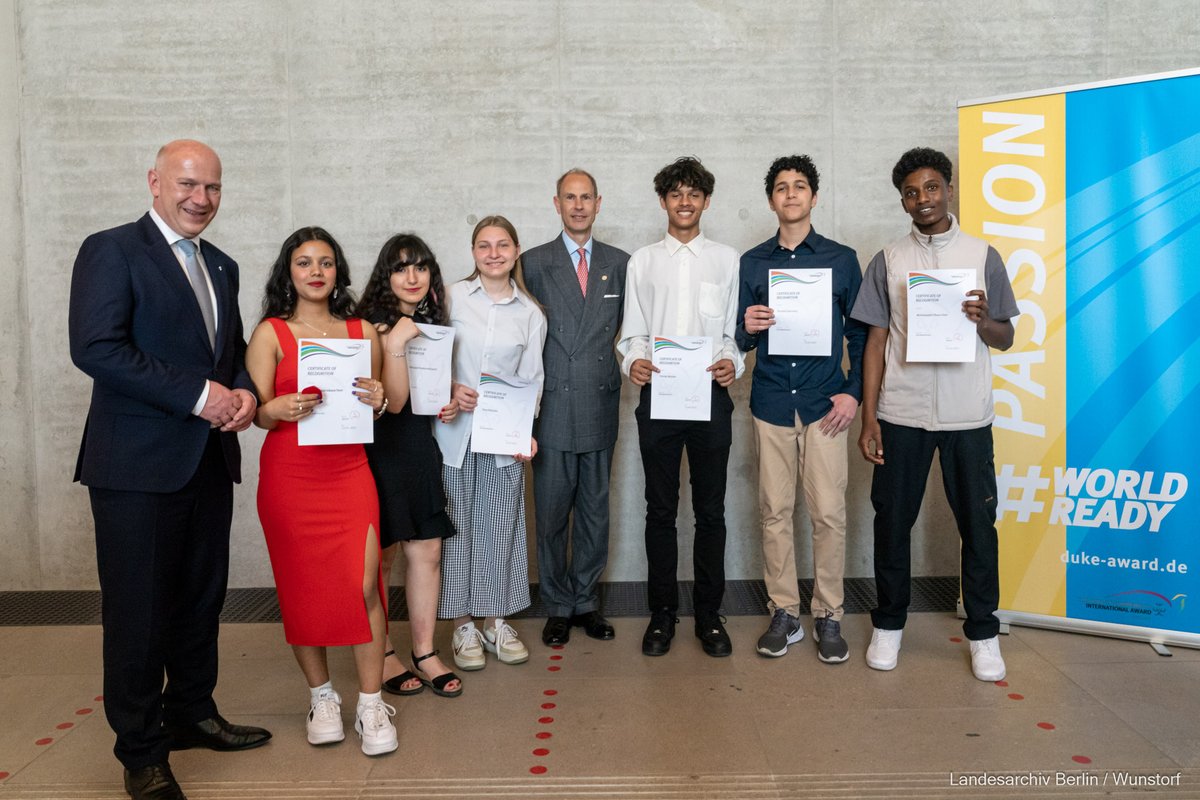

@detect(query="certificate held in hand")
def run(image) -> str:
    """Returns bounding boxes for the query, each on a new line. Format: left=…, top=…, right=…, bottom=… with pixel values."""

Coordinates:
left=406, top=323, right=455, bottom=415
left=297, top=338, right=374, bottom=446
left=767, top=268, right=832, bottom=356
left=470, top=373, right=538, bottom=456
left=905, top=270, right=978, bottom=363
left=650, top=335, right=712, bottom=421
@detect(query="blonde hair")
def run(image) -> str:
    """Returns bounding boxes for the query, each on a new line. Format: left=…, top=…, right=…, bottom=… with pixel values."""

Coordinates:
left=468, top=215, right=536, bottom=301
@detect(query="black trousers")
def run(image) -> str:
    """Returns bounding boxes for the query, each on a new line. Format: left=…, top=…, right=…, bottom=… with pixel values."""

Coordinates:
left=89, top=432, right=232, bottom=769
left=869, top=420, right=1001, bottom=640
left=635, top=384, right=732, bottom=617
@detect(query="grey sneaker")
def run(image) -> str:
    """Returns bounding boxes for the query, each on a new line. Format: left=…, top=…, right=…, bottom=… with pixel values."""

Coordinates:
left=813, top=614, right=850, bottom=663
left=756, top=608, right=804, bottom=657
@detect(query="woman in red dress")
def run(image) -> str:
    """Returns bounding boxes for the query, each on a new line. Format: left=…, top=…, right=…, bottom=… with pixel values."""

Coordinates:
left=246, top=227, right=396, bottom=756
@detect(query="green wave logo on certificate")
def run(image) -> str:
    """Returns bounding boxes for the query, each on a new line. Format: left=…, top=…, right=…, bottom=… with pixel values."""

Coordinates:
left=470, top=372, right=537, bottom=456
left=297, top=338, right=374, bottom=446
left=905, top=269, right=977, bottom=363
left=651, top=336, right=712, bottom=421
left=767, top=268, right=832, bottom=356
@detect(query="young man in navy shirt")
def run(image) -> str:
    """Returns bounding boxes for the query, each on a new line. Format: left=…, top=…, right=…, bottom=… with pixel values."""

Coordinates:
left=737, top=155, right=866, bottom=663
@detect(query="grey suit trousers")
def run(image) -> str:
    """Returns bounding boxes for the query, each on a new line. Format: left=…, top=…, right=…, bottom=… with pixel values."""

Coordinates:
left=533, top=445, right=614, bottom=617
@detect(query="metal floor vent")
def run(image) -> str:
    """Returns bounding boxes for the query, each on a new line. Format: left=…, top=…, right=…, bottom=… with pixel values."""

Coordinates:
left=0, top=577, right=959, bottom=626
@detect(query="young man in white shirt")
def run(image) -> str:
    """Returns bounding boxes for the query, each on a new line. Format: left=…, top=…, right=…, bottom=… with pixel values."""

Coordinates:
left=618, top=157, right=744, bottom=657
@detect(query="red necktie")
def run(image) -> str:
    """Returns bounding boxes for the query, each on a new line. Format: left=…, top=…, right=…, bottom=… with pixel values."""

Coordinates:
left=576, top=248, right=588, bottom=297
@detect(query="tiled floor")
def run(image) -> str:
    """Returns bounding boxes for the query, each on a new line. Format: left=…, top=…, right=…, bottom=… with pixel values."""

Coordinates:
left=1, top=614, right=1198, bottom=799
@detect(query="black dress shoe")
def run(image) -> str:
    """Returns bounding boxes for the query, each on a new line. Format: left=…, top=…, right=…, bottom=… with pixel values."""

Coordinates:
left=696, top=614, right=733, bottom=657
left=165, top=714, right=272, bottom=752
left=570, top=610, right=615, bottom=640
left=542, top=616, right=571, bottom=646
left=642, top=608, right=677, bottom=656
left=124, top=762, right=187, bottom=800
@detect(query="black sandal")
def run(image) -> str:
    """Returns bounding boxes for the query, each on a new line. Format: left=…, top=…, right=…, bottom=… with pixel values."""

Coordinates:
left=381, top=649, right=425, bottom=696
left=412, top=650, right=463, bottom=698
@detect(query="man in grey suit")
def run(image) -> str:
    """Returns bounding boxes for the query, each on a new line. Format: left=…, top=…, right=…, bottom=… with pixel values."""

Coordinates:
left=523, top=169, right=629, bottom=647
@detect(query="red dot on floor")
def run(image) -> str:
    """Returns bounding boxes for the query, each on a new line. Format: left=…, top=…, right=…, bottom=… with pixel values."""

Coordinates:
left=532, top=747, right=550, bottom=756
left=543, top=689, right=558, bottom=696
left=549, top=654, right=563, bottom=661
left=35, top=738, right=53, bottom=746
left=538, top=716, right=554, bottom=724
left=1007, top=693, right=1024, bottom=701
left=1037, top=722, right=1056, bottom=730
left=76, top=708, right=93, bottom=715
left=547, top=666, right=561, bottom=672
left=551, top=645, right=564, bottom=651
left=0, top=772, right=10, bottom=779
left=949, top=636, right=963, bottom=643
left=536, top=732, right=552, bottom=740
left=1072, top=755, right=1092, bottom=764
left=56, top=722, right=74, bottom=730
left=93, top=695, right=104, bottom=702
left=541, top=702, right=556, bottom=709
left=994, top=680, right=1009, bottom=687
left=530, top=765, right=548, bottom=775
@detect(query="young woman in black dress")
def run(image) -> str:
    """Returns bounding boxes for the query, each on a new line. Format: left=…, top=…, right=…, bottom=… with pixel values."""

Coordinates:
left=356, top=234, right=462, bottom=698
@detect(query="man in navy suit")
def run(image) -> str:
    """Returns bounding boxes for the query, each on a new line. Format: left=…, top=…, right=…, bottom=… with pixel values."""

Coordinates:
left=69, top=140, right=270, bottom=800
left=522, top=169, right=629, bottom=647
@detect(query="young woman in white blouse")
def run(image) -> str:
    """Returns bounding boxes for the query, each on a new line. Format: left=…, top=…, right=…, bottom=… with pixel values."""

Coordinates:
left=434, top=215, right=547, bottom=669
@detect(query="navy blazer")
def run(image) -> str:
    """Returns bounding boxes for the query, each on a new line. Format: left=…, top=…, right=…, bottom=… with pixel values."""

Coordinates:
left=522, top=236, right=629, bottom=453
left=69, top=213, right=254, bottom=492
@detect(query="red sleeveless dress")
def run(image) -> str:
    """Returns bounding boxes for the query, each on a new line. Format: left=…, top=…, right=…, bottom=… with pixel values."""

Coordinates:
left=257, top=317, right=383, bottom=646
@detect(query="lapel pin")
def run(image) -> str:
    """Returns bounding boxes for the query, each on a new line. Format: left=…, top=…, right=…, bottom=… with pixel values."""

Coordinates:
left=601, top=275, right=608, bottom=281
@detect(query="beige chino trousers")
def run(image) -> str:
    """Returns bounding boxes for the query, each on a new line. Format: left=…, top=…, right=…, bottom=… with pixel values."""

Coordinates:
left=753, top=413, right=848, bottom=621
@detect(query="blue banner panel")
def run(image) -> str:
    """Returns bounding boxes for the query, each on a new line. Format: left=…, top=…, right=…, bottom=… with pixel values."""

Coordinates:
left=1063, top=74, right=1200, bottom=633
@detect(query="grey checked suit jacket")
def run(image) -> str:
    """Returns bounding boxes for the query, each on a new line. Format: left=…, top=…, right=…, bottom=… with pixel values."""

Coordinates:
left=522, top=236, right=629, bottom=453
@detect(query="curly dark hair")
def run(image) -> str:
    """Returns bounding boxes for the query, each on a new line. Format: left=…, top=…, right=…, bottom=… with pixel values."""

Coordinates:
left=354, top=233, right=449, bottom=327
left=653, top=156, right=715, bottom=198
left=260, top=226, right=356, bottom=322
left=764, top=154, right=820, bottom=197
left=891, top=148, right=953, bottom=191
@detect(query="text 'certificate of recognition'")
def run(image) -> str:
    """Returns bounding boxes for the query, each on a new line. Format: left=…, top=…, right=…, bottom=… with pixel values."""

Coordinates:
left=406, top=323, right=455, bottom=415
left=651, top=336, right=712, bottom=421
left=767, top=268, right=832, bottom=356
left=905, top=270, right=978, bottom=363
left=470, top=373, right=537, bottom=456
left=297, top=338, right=374, bottom=446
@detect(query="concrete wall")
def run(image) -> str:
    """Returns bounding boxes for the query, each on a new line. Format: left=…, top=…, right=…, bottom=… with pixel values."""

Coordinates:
left=5, top=1, right=1198, bottom=589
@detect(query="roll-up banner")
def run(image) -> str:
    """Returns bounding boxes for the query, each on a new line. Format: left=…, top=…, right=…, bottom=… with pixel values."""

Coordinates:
left=958, top=68, right=1200, bottom=647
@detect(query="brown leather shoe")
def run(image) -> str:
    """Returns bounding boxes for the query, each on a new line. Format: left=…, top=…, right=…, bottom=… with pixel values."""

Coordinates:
left=165, top=714, right=271, bottom=751
left=124, top=762, right=187, bottom=800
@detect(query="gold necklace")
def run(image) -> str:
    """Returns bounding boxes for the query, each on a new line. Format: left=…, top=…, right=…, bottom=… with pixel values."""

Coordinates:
left=294, top=316, right=333, bottom=336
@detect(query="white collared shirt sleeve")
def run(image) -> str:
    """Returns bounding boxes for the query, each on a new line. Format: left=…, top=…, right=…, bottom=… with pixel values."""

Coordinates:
left=616, top=247, right=653, bottom=376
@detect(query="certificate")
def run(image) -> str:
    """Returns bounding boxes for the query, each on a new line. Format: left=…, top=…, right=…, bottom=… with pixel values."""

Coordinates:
left=470, top=373, right=537, bottom=456
left=297, top=338, right=374, bottom=446
left=405, top=323, right=455, bottom=415
left=650, top=336, right=712, bottom=421
left=767, top=268, right=832, bottom=356
left=905, top=270, right=978, bottom=363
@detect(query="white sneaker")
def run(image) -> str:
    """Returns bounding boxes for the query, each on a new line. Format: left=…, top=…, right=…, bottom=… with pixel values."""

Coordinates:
left=354, top=697, right=398, bottom=756
left=866, top=627, right=903, bottom=671
left=453, top=622, right=486, bottom=671
left=483, top=618, right=529, bottom=665
left=306, top=688, right=344, bottom=745
left=969, top=636, right=1007, bottom=681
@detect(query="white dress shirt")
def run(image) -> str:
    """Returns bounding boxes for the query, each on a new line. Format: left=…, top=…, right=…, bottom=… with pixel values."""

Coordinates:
left=433, top=276, right=548, bottom=469
left=617, top=232, right=744, bottom=378
left=148, top=207, right=219, bottom=416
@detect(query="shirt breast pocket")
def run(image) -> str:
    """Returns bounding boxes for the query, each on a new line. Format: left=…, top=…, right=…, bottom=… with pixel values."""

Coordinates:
left=698, top=281, right=725, bottom=320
